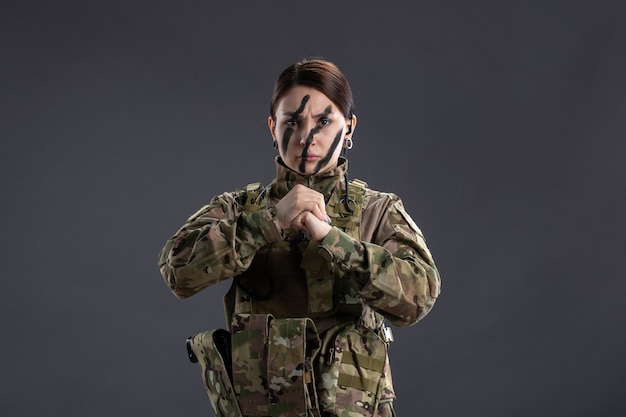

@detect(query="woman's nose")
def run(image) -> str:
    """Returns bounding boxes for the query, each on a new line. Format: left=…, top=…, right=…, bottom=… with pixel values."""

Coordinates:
left=298, top=120, right=315, bottom=145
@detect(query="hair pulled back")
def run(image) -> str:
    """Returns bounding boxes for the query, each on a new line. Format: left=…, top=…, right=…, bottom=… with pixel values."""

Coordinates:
left=270, top=59, right=355, bottom=120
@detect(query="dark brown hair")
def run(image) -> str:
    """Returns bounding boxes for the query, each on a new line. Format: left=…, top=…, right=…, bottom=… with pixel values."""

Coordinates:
left=269, top=58, right=355, bottom=120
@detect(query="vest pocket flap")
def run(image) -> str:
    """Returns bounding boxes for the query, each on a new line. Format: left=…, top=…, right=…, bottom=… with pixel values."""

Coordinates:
left=267, top=318, right=321, bottom=417
left=316, top=324, right=395, bottom=416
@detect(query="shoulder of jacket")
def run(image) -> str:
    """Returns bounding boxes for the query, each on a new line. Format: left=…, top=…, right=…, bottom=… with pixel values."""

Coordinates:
left=360, top=184, right=400, bottom=208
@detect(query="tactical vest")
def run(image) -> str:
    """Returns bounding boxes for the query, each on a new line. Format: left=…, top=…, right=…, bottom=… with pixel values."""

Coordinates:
left=224, top=179, right=371, bottom=326
left=187, top=179, right=396, bottom=417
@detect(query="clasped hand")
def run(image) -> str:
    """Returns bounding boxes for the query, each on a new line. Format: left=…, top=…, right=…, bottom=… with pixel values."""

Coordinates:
left=274, top=184, right=332, bottom=242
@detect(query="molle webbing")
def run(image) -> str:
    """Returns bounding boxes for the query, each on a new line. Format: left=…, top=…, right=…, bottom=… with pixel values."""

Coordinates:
left=337, top=352, right=385, bottom=393
left=303, top=178, right=367, bottom=316
left=326, top=178, right=367, bottom=236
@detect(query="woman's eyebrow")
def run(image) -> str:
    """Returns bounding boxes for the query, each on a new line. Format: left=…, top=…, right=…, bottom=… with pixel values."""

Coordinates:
left=283, top=107, right=333, bottom=118
left=287, top=105, right=332, bottom=119
left=313, top=105, right=333, bottom=118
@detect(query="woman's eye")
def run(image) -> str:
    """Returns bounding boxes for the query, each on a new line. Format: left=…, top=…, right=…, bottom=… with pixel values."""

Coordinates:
left=286, top=119, right=298, bottom=126
left=320, top=118, right=331, bottom=126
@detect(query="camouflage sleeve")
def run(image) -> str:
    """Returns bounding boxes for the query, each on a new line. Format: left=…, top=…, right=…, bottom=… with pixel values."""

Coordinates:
left=317, top=196, right=441, bottom=327
left=158, top=192, right=283, bottom=299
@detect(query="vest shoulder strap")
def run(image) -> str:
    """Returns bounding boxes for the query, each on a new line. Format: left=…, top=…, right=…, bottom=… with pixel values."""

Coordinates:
left=241, top=182, right=266, bottom=212
left=327, top=178, right=368, bottom=239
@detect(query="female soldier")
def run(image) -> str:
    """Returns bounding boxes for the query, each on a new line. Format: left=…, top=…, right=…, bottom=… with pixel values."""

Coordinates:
left=158, top=59, right=441, bottom=417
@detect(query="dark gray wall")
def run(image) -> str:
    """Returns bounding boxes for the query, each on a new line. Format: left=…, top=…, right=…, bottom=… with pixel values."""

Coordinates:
left=2, top=1, right=625, bottom=416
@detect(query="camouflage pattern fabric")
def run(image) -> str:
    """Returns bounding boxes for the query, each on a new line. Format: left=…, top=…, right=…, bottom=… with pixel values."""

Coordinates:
left=159, top=157, right=441, bottom=416
left=230, top=314, right=272, bottom=415
left=266, top=317, right=321, bottom=416
left=187, top=329, right=243, bottom=417
left=315, top=322, right=393, bottom=416
left=208, top=314, right=322, bottom=417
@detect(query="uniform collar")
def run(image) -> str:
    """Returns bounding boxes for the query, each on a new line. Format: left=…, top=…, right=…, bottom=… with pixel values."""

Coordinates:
left=272, top=156, right=348, bottom=199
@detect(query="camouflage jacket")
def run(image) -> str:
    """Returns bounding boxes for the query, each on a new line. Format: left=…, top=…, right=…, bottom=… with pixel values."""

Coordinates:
left=159, top=159, right=440, bottom=417
left=159, top=157, right=440, bottom=328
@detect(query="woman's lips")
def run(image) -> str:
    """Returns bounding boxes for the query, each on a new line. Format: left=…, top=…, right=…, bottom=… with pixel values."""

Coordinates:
left=300, top=154, right=319, bottom=161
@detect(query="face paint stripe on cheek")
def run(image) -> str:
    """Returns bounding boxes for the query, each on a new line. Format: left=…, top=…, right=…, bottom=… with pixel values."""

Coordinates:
left=314, top=128, right=343, bottom=173
left=282, top=128, right=293, bottom=156
left=298, top=106, right=334, bottom=174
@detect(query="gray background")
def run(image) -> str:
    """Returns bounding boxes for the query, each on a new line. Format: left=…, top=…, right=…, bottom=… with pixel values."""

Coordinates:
left=2, top=1, right=625, bottom=416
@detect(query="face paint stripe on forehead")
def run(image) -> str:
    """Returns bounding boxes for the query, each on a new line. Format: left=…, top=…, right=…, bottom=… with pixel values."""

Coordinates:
left=316, top=105, right=332, bottom=119
left=286, top=95, right=310, bottom=117
left=284, top=95, right=310, bottom=163
left=314, top=128, right=343, bottom=174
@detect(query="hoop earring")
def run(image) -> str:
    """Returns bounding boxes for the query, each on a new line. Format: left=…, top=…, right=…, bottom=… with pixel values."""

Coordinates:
left=273, top=139, right=278, bottom=149
left=344, top=137, right=353, bottom=150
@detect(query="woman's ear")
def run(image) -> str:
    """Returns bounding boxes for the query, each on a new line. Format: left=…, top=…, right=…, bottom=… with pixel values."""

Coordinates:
left=346, top=114, right=357, bottom=136
left=268, top=116, right=276, bottom=140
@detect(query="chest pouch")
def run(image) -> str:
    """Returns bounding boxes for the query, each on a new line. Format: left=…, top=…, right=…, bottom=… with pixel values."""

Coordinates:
left=230, top=313, right=322, bottom=417
left=314, top=322, right=395, bottom=416
left=187, top=314, right=322, bottom=417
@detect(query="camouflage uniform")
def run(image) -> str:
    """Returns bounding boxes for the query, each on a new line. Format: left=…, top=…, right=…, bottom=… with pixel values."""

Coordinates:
left=159, top=157, right=441, bottom=417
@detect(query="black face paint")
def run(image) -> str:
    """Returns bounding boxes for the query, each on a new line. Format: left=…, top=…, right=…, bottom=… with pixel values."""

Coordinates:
left=314, top=128, right=343, bottom=173
left=298, top=128, right=319, bottom=173
left=298, top=105, right=333, bottom=174
left=281, top=95, right=310, bottom=156
left=281, top=128, right=293, bottom=157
